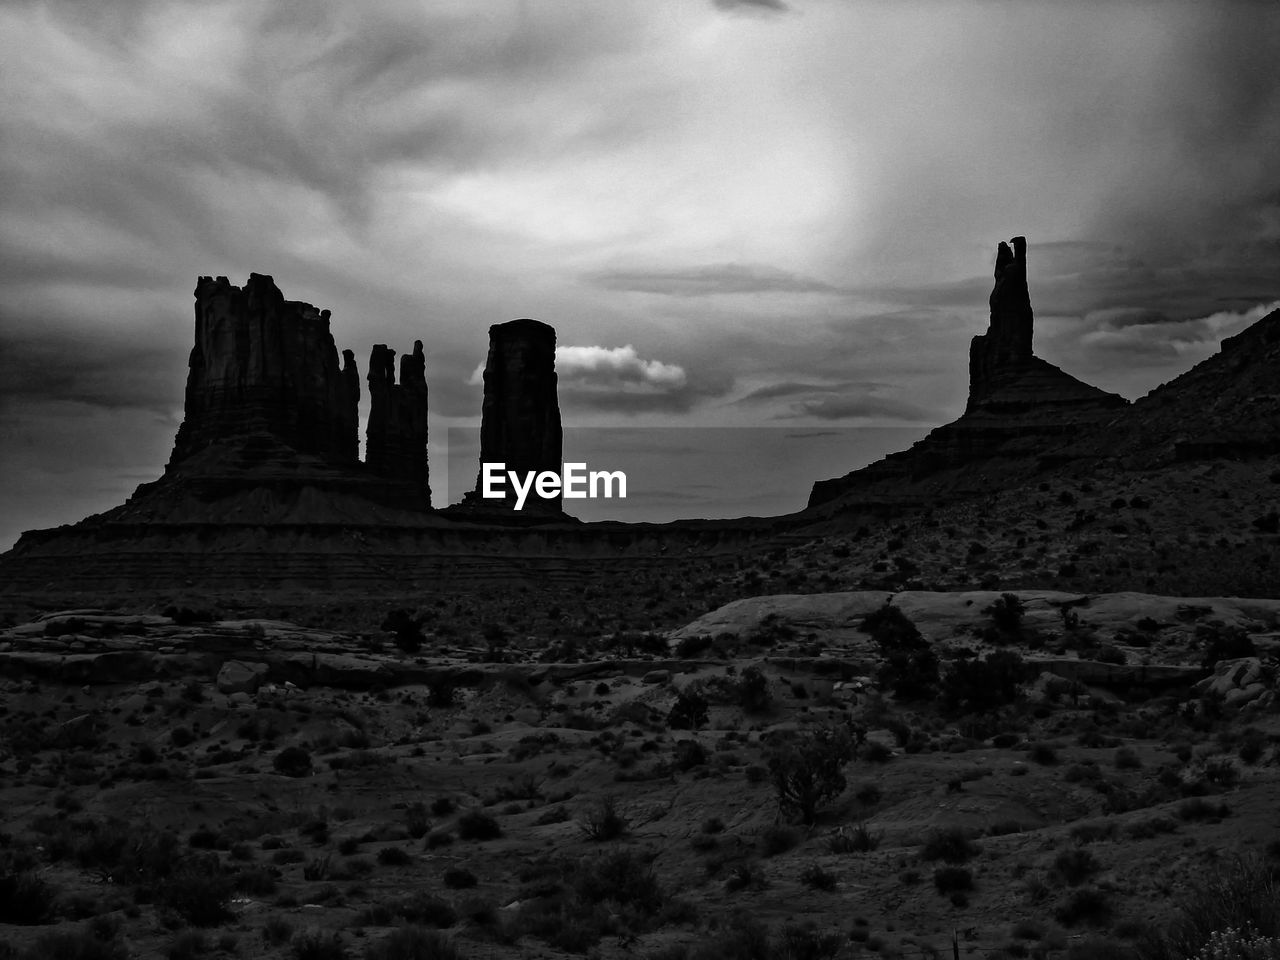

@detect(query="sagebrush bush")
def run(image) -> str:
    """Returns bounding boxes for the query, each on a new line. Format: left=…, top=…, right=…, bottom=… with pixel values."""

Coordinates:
left=1053, top=849, right=1101, bottom=886
left=578, top=795, right=629, bottom=841
left=920, top=826, right=980, bottom=864
left=273, top=747, right=312, bottom=778
left=934, top=866, right=974, bottom=893
left=456, top=810, right=501, bottom=842
left=1140, top=856, right=1280, bottom=960
left=829, top=823, right=879, bottom=854
left=363, top=926, right=461, bottom=960
left=292, top=930, right=348, bottom=960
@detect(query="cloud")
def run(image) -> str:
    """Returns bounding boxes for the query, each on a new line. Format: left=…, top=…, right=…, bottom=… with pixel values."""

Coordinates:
left=586, top=263, right=839, bottom=297
left=784, top=394, right=934, bottom=422
left=465, top=343, right=724, bottom=415
left=557, top=344, right=687, bottom=388
left=738, top=378, right=937, bottom=423
left=712, top=0, right=788, bottom=13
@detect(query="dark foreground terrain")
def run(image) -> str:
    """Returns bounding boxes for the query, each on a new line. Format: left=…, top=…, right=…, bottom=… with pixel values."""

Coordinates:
left=1, top=585, right=1278, bottom=960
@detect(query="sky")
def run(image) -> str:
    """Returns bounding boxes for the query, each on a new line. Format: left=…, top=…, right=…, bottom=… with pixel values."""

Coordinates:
left=3, top=0, right=1280, bottom=546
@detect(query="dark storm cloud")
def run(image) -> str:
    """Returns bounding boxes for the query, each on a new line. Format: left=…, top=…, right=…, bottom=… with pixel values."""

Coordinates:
left=586, top=263, right=839, bottom=297
left=0, top=328, right=186, bottom=415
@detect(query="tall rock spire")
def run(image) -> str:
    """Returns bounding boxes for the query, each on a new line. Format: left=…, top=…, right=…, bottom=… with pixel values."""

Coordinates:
left=469, top=318, right=563, bottom=511
left=365, top=341, right=430, bottom=499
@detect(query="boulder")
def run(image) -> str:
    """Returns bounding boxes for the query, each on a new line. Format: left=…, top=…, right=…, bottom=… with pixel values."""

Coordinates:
left=217, top=660, right=269, bottom=695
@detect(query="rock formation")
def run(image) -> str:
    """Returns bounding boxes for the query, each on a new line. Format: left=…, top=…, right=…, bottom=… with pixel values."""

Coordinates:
left=365, top=341, right=430, bottom=498
left=465, top=318, right=564, bottom=512
left=969, top=236, right=1034, bottom=404
left=169, top=274, right=360, bottom=470
left=808, top=237, right=1128, bottom=508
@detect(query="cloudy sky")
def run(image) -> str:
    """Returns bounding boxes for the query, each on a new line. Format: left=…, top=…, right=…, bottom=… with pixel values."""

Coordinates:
left=3, top=0, right=1280, bottom=545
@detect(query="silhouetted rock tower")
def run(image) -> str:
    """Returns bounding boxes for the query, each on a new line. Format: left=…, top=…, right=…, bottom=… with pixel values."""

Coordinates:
left=471, top=318, right=563, bottom=511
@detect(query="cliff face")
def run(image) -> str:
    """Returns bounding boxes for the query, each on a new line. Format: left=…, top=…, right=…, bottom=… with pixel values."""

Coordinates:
left=808, top=237, right=1128, bottom=509
left=466, top=318, right=564, bottom=512
left=366, top=341, right=430, bottom=498
left=170, top=274, right=361, bottom=470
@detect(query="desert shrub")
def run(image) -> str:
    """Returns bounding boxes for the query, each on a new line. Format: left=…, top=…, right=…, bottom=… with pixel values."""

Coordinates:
left=775, top=923, right=843, bottom=960
left=1198, top=624, right=1256, bottom=668
left=736, top=667, right=772, bottom=713
left=940, top=651, right=1026, bottom=714
left=19, top=929, right=129, bottom=960
left=381, top=610, right=424, bottom=654
left=859, top=604, right=939, bottom=699
left=171, top=727, right=195, bottom=748
left=768, top=723, right=856, bottom=825
left=1114, top=747, right=1142, bottom=770
left=1184, top=927, right=1280, bottom=960
left=0, top=868, right=57, bottom=924
left=673, top=738, right=709, bottom=771
left=675, top=634, right=714, bottom=658
left=1239, top=730, right=1268, bottom=765
left=234, top=865, right=278, bottom=896
left=261, top=918, right=295, bottom=948
left=456, top=810, right=501, bottom=842
left=578, top=795, right=628, bottom=842
left=363, top=926, right=460, bottom=960
left=377, top=847, right=414, bottom=867
left=668, top=687, right=709, bottom=730
left=167, top=930, right=207, bottom=960
left=934, top=866, right=974, bottom=893
left=724, top=860, right=768, bottom=893
left=1179, top=798, right=1231, bottom=822
left=1054, top=887, right=1114, bottom=927
left=426, top=678, right=455, bottom=709
left=1028, top=742, right=1059, bottom=765
left=430, top=797, right=455, bottom=817
left=273, top=746, right=313, bottom=778
left=292, top=930, right=348, bottom=960
left=424, top=831, right=453, bottom=850
left=1137, top=855, right=1280, bottom=960
left=799, top=863, right=837, bottom=891
left=920, top=826, right=980, bottom=864
left=983, top=593, right=1026, bottom=639
left=1053, top=849, right=1101, bottom=886
left=750, top=613, right=796, bottom=647
left=829, top=822, right=878, bottom=854
left=157, top=855, right=234, bottom=927
left=761, top=824, right=802, bottom=857
left=863, top=740, right=894, bottom=763
left=435, top=867, right=475, bottom=891
left=395, top=893, right=458, bottom=928
left=1205, top=758, right=1240, bottom=788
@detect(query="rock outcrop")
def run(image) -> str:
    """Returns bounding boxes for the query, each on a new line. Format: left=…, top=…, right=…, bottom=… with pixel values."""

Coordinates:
left=808, top=237, right=1127, bottom=509
left=366, top=341, right=430, bottom=498
left=463, top=319, right=564, bottom=513
left=170, top=274, right=361, bottom=470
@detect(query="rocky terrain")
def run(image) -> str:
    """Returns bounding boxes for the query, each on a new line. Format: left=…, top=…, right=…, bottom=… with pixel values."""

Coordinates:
left=1, top=592, right=1278, bottom=959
